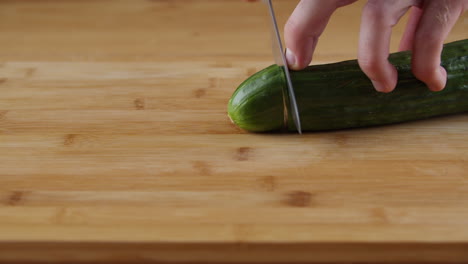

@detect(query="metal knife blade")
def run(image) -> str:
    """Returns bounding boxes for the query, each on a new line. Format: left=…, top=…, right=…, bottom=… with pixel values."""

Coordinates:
left=263, top=0, right=302, bottom=134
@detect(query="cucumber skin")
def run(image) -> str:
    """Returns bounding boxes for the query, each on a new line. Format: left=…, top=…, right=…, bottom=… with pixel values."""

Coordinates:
left=227, top=39, right=468, bottom=132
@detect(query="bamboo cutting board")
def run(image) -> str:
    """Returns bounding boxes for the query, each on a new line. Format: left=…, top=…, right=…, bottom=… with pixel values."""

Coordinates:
left=0, top=0, right=468, bottom=263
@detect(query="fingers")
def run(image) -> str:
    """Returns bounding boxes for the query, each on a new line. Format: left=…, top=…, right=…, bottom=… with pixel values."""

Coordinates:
left=411, top=0, right=466, bottom=91
left=358, top=0, right=418, bottom=93
left=283, top=0, right=466, bottom=93
left=360, top=0, right=465, bottom=92
left=284, top=0, right=357, bottom=70
left=399, top=6, right=423, bottom=51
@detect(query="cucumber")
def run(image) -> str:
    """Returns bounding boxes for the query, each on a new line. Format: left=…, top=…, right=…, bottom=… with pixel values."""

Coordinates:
left=227, top=39, right=468, bottom=132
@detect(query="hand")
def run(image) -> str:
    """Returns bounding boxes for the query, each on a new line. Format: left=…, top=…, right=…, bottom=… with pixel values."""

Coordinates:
left=285, top=0, right=468, bottom=92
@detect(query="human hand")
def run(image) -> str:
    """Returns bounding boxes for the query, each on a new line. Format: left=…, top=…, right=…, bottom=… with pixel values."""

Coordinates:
left=285, top=0, right=468, bottom=92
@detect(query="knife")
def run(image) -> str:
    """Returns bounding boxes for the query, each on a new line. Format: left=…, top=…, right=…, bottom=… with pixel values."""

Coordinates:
left=263, top=0, right=302, bottom=134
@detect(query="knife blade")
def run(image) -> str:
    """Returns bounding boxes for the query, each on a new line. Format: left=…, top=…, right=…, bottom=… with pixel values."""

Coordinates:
left=263, top=0, right=302, bottom=134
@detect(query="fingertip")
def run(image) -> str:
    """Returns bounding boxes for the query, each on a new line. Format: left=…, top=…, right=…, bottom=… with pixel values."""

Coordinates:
left=371, top=79, right=396, bottom=93
left=371, top=81, right=388, bottom=93
left=285, top=48, right=299, bottom=70
left=285, top=45, right=313, bottom=70
left=412, top=56, right=447, bottom=92
left=427, top=66, right=447, bottom=92
left=359, top=57, right=398, bottom=93
left=371, top=65, right=398, bottom=93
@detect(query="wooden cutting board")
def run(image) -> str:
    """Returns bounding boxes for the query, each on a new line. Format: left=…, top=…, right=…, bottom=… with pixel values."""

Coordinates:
left=1, top=0, right=467, bottom=263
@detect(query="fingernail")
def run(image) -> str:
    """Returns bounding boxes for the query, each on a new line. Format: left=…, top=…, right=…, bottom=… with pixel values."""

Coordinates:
left=286, top=48, right=297, bottom=69
left=371, top=80, right=391, bottom=93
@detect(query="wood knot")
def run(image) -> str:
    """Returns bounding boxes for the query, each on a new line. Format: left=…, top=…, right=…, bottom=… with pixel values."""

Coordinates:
left=192, top=161, right=212, bottom=176
left=0, top=110, right=7, bottom=120
left=371, top=207, right=390, bottom=224
left=52, top=207, right=68, bottom=224
left=134, top=98, right=145, bottom=110
left=0, top=78, right=7, bottom=84
left=25, top=68, right=36, bottom=77
left=193, top=88, right=206, bottom=98
left=64, top=134, right=77, bottom=146
left=284, top=191, right=313, bottom=207
left=208, top=78, right=218, bottom=89
left=235, top=147, right=251, bottom=161
left=334, top=133, right=349, bottom=147
left=258, top=176, right=276, bottom=192
left=6, top=191, right=25, bottom=206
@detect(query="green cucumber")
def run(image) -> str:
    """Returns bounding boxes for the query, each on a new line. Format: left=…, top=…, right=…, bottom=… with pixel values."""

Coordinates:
left=228, top=39, right=468, bottom=132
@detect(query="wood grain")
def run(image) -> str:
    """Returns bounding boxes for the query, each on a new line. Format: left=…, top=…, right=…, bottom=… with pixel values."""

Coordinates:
left=0, top=0, right=467, bottom=263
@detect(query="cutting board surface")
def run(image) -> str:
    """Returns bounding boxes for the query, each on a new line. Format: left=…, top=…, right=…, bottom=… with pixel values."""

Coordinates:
left=1, top=0, right=467, bottom=262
